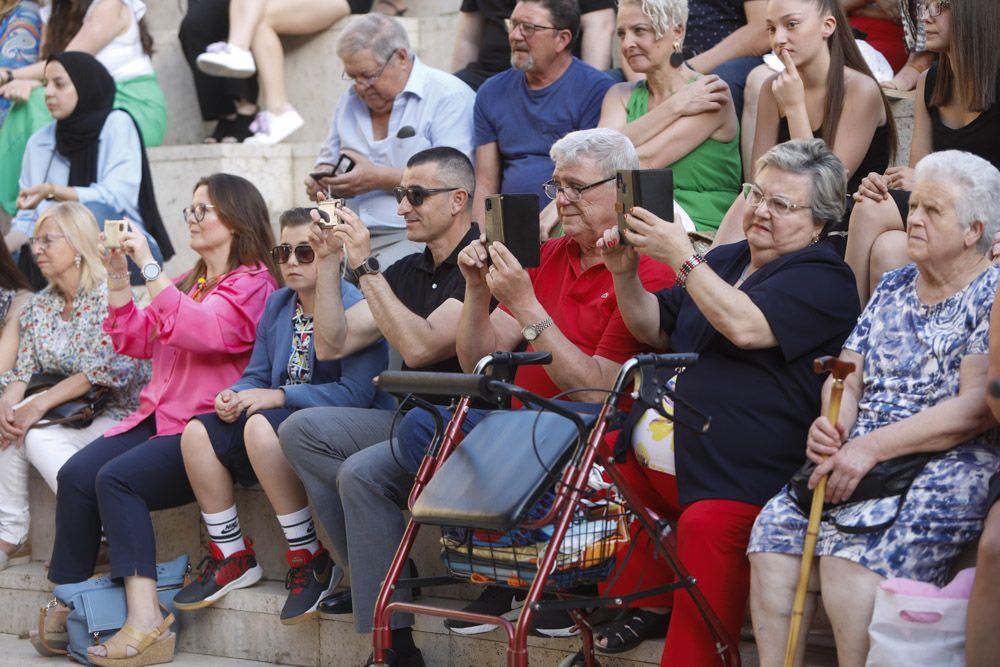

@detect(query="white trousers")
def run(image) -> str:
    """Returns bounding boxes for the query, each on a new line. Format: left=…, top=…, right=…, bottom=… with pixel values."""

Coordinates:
left=0, top=415, right=119, bottom=546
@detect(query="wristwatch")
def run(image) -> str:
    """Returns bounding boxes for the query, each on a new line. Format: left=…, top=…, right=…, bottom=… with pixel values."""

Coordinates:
left=352, top=256, right=380, bottom=280
left=521, top=317, right=553, bottom=342
left=140, top=260, right=162, bottom=282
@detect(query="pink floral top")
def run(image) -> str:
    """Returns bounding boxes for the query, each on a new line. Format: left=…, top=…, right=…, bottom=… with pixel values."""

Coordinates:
left=102, top=264, right=277, bottom=436
left=1, top=283, right=149, bottom=420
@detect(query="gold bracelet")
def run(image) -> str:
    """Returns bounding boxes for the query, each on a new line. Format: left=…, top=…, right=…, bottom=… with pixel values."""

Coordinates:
left=107, top=272, right=129, bottom=281
left=108, top=280, right=131, bottom=292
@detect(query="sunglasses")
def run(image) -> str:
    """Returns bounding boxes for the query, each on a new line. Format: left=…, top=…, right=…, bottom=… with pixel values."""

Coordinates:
left=271, top=243, right=316, bottom=264
left=392, top=185, right=460, bottom=206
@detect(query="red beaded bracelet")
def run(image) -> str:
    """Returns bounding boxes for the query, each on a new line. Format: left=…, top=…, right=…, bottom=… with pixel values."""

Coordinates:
left=676, top=253, right=705, bottom=287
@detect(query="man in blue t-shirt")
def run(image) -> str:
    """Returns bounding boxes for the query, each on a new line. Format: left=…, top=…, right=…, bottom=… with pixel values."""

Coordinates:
left=471, top=0, right=613, bottom=238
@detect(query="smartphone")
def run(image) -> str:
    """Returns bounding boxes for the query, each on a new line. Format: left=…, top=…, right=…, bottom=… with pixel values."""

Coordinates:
left=317, top=198, right=346, bottom=229
left=103, top=219, right=129, bottom=249
left=615, top=169, right=674, bottom=245
left=483, top=194, right=540, bottom=268
left=333, top=154, right=355, bottom=176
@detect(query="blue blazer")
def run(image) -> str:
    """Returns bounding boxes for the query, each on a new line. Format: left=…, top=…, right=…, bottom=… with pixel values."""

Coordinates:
left=230, top=282, right=393, bottom=410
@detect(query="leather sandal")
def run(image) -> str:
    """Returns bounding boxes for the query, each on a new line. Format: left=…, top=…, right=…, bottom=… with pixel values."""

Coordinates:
left=594, top=609, right=670, bottom=654
left=87, top=609, right=176, bottom=667
left=374, top=0, right=407, bottom=15
left=30, top=598, right=69, bottom=657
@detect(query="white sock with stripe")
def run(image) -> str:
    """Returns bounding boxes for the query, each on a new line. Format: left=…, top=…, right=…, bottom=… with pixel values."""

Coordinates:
left=203, top=505, right=246, bottom=558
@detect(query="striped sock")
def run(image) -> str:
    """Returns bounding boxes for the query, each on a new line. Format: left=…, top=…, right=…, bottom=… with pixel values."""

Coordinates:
left=203, top=505, right=246, bottom=558
left=277, top=507, right=320, bottom=555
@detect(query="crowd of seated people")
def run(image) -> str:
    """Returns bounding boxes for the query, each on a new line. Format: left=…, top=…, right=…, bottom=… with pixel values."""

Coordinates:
left=1, top=1, right=999, bottom=667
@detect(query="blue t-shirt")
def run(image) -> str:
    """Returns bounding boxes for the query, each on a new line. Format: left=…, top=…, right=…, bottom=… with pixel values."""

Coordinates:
left=652, top=241, right=860, bottom=506
left=473, top=57, right=613, bottom=209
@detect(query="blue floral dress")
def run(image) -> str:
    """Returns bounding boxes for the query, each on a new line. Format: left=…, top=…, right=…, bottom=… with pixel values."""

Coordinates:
left=748, top=263, right=1000, bottom=584
left=0, top=1, right=41, bottom=129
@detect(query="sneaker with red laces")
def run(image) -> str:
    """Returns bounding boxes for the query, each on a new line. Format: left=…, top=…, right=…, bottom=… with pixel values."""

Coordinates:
left=280, top=546, right=342, bottom=625
left=174, top=540, right=264, bottom=610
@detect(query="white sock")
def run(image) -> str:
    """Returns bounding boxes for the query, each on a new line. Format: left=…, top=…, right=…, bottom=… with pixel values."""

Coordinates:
left=277, top=507, right=320, bottom=555
left=203, top=505, right=246, bottom=558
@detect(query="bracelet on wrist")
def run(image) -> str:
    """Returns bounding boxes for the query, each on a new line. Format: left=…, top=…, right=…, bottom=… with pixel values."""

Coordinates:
left=676, top=253, right=705, bottom=288
left=107, top=272, right=129, bottom=281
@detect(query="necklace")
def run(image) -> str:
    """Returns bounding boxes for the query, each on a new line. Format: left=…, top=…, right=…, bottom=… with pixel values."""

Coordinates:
left=191, top=274, right=223, bottom=301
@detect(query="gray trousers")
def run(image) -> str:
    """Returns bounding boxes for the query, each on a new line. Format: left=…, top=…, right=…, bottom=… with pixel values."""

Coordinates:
left=278, top=407, right=415, bottom=633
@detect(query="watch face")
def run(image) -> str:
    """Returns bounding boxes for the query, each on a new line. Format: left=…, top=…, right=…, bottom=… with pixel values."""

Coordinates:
left=365, top=257, right=380, bottom=273
left=522, top=326, right=537, bottom=341
left=141, top=262, right=160, bottom=281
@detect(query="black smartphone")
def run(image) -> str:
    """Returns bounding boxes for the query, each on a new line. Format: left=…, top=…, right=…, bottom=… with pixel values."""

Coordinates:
left=310, top=155, right=355, bottom=181
left=615, top=169, right=674, bottom=245
left=483, top=194, right=541, bottom=268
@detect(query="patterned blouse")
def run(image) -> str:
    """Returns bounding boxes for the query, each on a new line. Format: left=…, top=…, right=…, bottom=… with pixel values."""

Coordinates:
left=286, top=301, right=313, bottom=385
left=0, top=287, right=15, bottom=325
left=0, top=1, right=41, bottom=128
left=0, top=283, right=149, bottom=420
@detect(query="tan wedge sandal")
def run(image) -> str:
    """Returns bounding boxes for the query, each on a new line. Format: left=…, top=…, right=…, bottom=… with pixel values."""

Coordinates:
left=29, top=598, right=69, bottom=657
left=87, top=608, right=176, bottom=667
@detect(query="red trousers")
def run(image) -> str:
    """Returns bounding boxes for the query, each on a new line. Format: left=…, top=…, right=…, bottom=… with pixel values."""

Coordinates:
left=599, top=434, right=762, bottom=667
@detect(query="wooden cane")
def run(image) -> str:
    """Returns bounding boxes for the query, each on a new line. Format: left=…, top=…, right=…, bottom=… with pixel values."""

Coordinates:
left=782, top=356, right=855, bottom=667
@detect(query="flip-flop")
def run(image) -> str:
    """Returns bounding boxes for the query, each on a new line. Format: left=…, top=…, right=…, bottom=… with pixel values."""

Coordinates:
left=375, top=0, right=408, bottom=16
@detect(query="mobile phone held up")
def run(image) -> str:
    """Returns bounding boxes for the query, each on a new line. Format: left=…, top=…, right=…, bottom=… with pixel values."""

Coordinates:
left=316, top=198, right=346, bottom=229
left=310, top=154, right=356, bottom=182
left=615, top=169, right=673, bottom=245
left=483, top=194, right=540, bottom=268
left=103, top=219, right=129, bottom=249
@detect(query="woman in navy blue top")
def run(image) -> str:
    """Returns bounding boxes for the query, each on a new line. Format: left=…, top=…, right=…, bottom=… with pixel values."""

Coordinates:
left=174, top=207, right=392, bottom=626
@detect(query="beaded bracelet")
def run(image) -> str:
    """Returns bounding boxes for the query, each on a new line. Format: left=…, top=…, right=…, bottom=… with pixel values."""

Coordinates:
left=676, top=253, right=705, bottom=288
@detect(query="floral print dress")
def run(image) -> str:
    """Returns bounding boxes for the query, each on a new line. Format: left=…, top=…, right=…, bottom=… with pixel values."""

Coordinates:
left=749, top=263, right=1000, bottom=584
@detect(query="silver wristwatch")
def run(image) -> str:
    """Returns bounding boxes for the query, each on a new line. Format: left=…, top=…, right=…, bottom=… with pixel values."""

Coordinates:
left=521, top=317, right=553, bottom=342
left=141, top=261, right=162, bottom=282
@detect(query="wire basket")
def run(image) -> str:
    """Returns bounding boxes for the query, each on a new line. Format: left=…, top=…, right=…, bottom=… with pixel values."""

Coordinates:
left=440, top=466, right=631, bottom=590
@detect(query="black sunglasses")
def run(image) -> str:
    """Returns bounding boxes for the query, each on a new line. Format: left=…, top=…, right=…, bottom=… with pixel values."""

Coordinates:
left=271, top=243, right=316, bottom=264
left=392, top=185, right=460, bottom=206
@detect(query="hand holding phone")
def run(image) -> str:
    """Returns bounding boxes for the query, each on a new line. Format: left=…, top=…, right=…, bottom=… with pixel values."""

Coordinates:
left=103, top=219, right=129, bottom=249
left=316, top=199, right=346, bottom=229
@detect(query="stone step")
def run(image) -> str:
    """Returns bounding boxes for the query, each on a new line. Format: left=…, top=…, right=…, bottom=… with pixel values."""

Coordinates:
left=150, top=11, right=460, bottom=147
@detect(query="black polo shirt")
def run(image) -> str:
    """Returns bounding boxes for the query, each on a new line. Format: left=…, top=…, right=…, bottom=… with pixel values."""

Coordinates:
left=382, top=224, right=480, bottom=374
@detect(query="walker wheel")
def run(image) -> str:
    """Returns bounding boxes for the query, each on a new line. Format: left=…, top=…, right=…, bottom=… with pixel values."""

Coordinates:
left=558, top=650, right=602, bottom=667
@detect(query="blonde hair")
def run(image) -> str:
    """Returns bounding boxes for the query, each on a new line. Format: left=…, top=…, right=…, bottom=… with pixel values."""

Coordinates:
left=36, top=202, right=107, bottom=291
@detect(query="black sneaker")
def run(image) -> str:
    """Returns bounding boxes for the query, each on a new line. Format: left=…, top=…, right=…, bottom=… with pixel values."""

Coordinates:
left=528, top=602, right=581, bottom=638
left=174, top=540, right=264, bottom=610
left=443, top=586, right=524, bottom=635
left=363, top=648, right=426, bottom=667
left=280, top=546, right=342, bottom=624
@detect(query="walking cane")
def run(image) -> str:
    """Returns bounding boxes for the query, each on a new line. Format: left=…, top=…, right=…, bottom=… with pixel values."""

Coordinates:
left=782, top=355, right=855, bottom=667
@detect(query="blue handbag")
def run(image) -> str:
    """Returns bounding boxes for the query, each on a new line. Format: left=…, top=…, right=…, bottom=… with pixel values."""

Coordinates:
left=52, top=554, right=188, bottom=666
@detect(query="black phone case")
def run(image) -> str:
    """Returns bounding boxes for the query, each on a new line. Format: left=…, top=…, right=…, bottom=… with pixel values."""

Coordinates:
left=615, top=169, right=674, bottom=244
left=483, top=194, right=541, bottom=268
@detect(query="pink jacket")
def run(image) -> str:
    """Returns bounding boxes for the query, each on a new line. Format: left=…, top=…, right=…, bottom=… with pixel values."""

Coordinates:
left=102, top=264, right=278, bottom=437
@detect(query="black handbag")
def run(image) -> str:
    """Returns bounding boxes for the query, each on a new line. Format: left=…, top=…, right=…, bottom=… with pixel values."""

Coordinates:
left=787, top=453, right=931, bottom=533
left=25, top=373, right=111, bottom=429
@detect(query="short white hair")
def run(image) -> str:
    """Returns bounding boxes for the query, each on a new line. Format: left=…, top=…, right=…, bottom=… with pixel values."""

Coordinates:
left=337, top=14, right=410, bottom=62
left=914, top=150, right=1000, bottom=254
left=619, top=0, right=688, bottom=38
left=549, top=128, right=639, bottom=177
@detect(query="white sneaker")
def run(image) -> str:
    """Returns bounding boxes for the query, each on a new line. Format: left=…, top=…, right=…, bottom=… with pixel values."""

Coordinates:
left=244, top=109, right=305, bottom=145
left=196, top=42, right=256, bottom=79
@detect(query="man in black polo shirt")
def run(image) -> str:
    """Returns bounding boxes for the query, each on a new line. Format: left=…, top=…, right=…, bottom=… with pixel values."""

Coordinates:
left=278, top=147, right=477, bottom=666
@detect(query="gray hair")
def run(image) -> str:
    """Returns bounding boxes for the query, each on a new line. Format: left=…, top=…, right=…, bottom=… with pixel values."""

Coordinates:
left=336, top=14, right=410, bottom=62
left=619, top=0, right=689, bottom=38
left=549, top=128, right=639, bottom=177
left=755, top=138, right=846, bottom=229
left=914, top=150, right=1000, bottom=254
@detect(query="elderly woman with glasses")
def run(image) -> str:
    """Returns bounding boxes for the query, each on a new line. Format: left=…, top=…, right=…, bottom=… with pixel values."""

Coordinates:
left=32, top=173, right=280, bottom=666
left=594, top=138, right=860, bottom=665
left=173, top=206, right=391, bottom=625
left=749, top=150, right=1000, bottom=667
left=0, top=203, right=147, bottom=572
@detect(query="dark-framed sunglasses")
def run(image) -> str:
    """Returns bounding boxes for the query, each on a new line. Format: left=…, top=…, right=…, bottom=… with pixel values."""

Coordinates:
left=271, top=243, right=316, bottom=264
left=392, top=185, right=460, bottom=206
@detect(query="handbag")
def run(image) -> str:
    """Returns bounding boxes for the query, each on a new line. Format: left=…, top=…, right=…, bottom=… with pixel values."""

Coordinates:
left=38, top=554, right=188, bottom=666
left=787, top=453, right=931, bottom=533
left=24, top=372, right=111, bottom=429
left=865, top=568, right=974, bottom=667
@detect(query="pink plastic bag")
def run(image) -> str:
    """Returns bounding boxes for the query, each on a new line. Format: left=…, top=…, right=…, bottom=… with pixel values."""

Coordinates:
left=865, top=568, right=975, bottom=667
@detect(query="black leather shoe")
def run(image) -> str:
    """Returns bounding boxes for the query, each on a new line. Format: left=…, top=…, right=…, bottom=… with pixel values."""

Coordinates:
left=318, top=589, right=352, bottom=615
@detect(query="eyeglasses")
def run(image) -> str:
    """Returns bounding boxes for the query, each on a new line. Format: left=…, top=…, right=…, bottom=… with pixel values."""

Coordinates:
left=182, top=203, right=217, bottom=224
left=921, top=0, right=950, bottom=19
left=543, top=176, right=615, bottom=202
left=504, top=18, right=562, bottom=38
left=393, top=185, right=460, bottom=206
left=29, top=233, right=66, bottom=250
left=742, top=183, right=810, bottom=216
left=341, top=50, right=398, bottom=88
left=271, top=243, right=316, bottom=265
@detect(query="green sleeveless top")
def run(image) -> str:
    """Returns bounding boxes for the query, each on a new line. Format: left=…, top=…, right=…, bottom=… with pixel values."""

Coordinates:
left=626, top=80, right=742, bottom=231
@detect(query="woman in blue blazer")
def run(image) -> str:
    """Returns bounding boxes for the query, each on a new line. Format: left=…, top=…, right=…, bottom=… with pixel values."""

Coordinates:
left=175, top=207, right=393, bottom=626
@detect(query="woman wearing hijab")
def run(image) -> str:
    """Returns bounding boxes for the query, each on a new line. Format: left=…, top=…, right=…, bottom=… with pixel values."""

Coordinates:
left=3, top=51, right=172, bottom=280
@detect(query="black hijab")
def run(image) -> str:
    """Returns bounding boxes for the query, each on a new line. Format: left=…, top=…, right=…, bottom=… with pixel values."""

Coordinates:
left=48, top=52, right=174, bottom=260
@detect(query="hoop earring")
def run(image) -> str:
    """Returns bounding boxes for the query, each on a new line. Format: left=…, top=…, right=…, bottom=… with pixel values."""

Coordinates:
left=669, top=42, right=685, bottom=68
left=74, top=254, right=81, bottom=267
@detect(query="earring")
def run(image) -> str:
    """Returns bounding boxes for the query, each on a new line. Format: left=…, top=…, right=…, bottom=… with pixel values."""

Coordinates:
left=74, top=254, right=81, bottom=267
left=669, top=42, right=685, bottom=68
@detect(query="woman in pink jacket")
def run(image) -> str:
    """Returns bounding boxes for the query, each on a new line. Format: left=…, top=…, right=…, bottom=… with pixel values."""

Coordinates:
left=39, top=173, right=279, bottom=667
